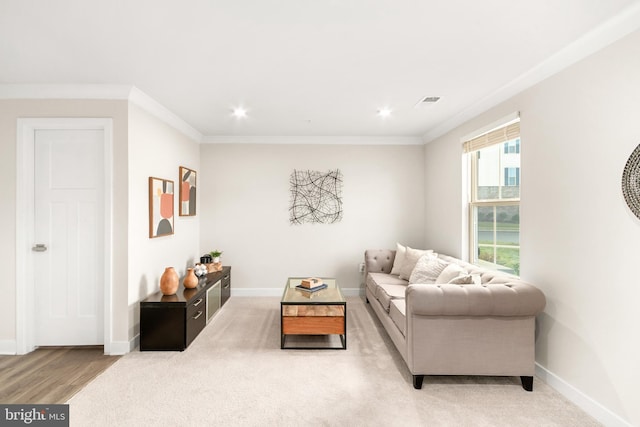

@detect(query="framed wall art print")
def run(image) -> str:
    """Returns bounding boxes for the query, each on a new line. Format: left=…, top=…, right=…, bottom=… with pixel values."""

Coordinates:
left=179, top=166, right=197, bottom=216
left=149, top=176, right=174, bottom=238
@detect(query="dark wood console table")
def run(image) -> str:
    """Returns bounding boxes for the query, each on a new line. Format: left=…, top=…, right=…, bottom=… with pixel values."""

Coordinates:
left=140, top=266, right=231, bottom=351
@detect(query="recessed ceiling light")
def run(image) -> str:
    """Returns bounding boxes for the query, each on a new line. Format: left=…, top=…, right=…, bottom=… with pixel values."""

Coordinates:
left=377, top=107, right=392, bottom=118
left=232, top=107, right=247, bottom=118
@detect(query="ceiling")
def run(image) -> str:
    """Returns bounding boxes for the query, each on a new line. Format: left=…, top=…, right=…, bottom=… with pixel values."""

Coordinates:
left=1, top=0, right=639, bottom=141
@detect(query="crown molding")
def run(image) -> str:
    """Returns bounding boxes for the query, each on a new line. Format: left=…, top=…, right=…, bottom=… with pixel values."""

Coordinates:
left=127, top=87, right=202, bottom=142
left=422, top=1, right=640, bottom=144
left=0, top=83, right=132, bottom=100
left=201, top=135, right=423, bottom=145
left=0, top=84, right=203, bottom=143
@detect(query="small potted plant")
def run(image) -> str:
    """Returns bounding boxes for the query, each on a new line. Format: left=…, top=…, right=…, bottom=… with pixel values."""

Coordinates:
left=210, top=250, right=223, bottom=264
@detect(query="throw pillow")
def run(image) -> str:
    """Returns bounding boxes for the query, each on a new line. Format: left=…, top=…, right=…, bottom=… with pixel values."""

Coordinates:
left=408, top=255, right=448, bottom=284
left=399, top=247, right=435, bottom=280
left=390, top=243, right=407, bottom=276
left=435, top=263, right=467, bottom=284
left=448, top=274, right=475, bottom=285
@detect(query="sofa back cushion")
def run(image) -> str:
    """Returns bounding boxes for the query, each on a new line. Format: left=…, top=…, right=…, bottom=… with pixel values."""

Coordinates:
left=390, top=243, right=407, bottom=275
left=437, top=254, right=518, bottom=285
left=408, top=255, right=448, bottom=284
left=435, top=263, right=466, bottom=284
left=399, top=247, right=435, bottom=280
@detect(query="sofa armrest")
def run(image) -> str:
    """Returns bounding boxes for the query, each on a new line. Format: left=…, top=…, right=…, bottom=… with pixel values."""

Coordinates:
left=364, top=249, right=396, bottom=277
left=406, top=282, right=546, bottom=317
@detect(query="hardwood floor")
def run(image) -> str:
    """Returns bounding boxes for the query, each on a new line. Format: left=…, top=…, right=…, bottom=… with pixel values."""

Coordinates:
left=0, top=346, right=120, bottom=404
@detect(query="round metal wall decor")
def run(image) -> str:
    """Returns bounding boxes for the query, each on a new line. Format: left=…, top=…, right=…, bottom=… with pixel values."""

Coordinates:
left=622, top=144, right=640, bottom=220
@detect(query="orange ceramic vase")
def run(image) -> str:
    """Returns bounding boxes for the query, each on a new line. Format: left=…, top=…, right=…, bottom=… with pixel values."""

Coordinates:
left=160, top=267, right=179, bottom=295
left=184, top=268, right=198, bottom=289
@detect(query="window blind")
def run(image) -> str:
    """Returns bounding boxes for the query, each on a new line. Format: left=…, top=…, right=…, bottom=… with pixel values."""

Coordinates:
left=463, top=121, right=520, bottom=153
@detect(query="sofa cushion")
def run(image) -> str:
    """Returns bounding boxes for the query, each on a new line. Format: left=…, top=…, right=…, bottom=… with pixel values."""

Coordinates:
left=409, top=255, right=448, bottom=284
left=376, top=283, right=407, bottom=311
left=437, top=254, right=518, bottom=285
left=390, top=243, right=406, bottom=275
left=367, top=272, right=407, bottom=289
left=399, top=247, right=434, bottom=280
left=366, top=272, right=408, bottom=308
left=448, top=274, right=475, bottom=285
left=389, top=299, right=406, bottom=336
left=435, top=263, right=467, bottom=284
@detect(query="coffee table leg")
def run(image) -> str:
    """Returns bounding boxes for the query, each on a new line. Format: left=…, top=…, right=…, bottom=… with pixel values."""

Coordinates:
left=342, top=303, right=347, bottom=349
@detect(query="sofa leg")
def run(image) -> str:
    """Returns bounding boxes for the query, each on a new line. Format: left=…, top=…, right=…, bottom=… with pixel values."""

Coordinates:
left=520, top=376, right=533, bottom=391
left=365, top=297, right=369, bottom=303
left=413, top=375, right=424, bottom=389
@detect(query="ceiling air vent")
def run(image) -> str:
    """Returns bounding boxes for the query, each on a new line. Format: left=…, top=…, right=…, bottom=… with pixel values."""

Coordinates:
left=420, top=96, right=440, bottom=103
left=415, top=96, right=441, bottom=108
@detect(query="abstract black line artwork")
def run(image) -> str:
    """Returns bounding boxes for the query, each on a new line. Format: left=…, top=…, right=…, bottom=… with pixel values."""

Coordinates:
left=289, top=169, right=343, bottom=224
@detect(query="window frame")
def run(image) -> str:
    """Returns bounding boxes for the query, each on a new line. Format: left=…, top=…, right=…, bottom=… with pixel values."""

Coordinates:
left=467, top=127, right=521, bottom=275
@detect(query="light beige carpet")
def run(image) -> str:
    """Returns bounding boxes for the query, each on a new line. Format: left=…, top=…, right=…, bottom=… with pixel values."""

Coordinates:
left=68, top=297, right=601, bottom=426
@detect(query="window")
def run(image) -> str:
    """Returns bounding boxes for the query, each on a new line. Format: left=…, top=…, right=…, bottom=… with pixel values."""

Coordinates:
left=504, top=167, right=520, bottom=186
left=464, top=120, right=520, bottom=275
left=504, top=138, right=520, bottom=154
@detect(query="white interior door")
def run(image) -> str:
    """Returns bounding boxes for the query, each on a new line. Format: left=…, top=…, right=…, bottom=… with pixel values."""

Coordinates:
left=33, top=129, right=105, bottom=346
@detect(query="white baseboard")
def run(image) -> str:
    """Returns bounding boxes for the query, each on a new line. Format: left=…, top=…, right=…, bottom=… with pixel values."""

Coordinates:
left=0, top=340, right=17, bottom=355
left=108, top=336, right=138, bottom=355
left=231, top=288, right=364, bottom=297
left=535, top=363, right=632, bottom=427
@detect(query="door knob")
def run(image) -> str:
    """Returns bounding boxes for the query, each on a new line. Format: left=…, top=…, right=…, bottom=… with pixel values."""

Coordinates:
left=32, top=244, right=48, bottom=252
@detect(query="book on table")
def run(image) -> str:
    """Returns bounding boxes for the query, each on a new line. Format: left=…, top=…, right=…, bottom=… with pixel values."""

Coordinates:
left=297, top=288, right=326, bottom=299
left=295, top=283, right=327, bottom=293
left=300, top=277, right=323, bottom=289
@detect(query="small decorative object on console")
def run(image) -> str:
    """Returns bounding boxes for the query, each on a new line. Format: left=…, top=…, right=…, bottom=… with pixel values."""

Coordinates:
left=209, top=250, right=223, bottom=272
left=210, top=250, right=223, bottom=263
left=160, top=267, right=179, bottom=295
left=183, top=268, right=198, bottom=288
left=194, top=264, right=208, bottom=277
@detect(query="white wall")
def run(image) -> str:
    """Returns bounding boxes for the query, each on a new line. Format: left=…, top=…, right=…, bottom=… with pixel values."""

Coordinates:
left=0, top=99, right=200, bottom=353
left=424, top=29, right=640, bottom=426
left=199, top=143, right=425, bottom=294
left=0, top=99, right=130, bottom=352
left=127, top=104, right=200, bottom=341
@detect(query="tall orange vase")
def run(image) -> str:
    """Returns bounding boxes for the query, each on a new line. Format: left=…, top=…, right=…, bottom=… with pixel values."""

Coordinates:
left=160, top=267, right=179, bottom=295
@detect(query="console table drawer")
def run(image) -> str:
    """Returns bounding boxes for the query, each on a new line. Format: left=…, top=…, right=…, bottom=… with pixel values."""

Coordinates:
left=186, top=307, right=206, bottom=347
left=187, top=296, right=205, bottom=316
left=221, top=271, right=231, bottom=306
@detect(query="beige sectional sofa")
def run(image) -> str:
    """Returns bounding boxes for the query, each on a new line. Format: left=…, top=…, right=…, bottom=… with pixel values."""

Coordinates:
left=364, top=248, right=546, bottom=390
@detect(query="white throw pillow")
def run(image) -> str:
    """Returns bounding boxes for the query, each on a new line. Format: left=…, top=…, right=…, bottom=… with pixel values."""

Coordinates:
left=390, top=243, right=407, bottom=276
left=408, top=255, right=448, bottom=284
left=435, top=263, right=467, bottom=284
left=399, top=247, right=435, bottom=280
left=448, top=274, right=475, bottom=285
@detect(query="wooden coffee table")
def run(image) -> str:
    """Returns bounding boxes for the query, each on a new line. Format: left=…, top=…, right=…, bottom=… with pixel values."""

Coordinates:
left=280, top=277, right=346, bottom=350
